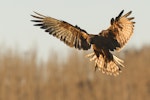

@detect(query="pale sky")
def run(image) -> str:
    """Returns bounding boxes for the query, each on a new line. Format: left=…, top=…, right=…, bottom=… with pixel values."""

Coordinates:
left=0, top=0, right=150, bottom=60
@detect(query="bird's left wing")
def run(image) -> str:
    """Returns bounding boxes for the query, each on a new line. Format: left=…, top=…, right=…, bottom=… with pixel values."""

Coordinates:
left=100, top=10, right=135, bottom=51
left=31, top=12, right=91, bottom=50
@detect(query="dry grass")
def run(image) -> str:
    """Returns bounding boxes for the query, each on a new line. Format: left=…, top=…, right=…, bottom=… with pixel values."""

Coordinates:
left=0, top=45, right=150, bottom=100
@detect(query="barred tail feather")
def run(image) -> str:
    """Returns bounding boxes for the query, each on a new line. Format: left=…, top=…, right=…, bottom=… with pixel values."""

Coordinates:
left=86, top=52, right=124, bottom=76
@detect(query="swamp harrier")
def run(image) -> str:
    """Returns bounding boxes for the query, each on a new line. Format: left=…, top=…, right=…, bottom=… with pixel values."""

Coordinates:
left=31, top=10, right=135, bottom=76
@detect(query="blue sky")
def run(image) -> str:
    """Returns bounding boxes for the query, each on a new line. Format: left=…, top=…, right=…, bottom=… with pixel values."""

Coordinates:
left=0, top=0, right=150, bottom=60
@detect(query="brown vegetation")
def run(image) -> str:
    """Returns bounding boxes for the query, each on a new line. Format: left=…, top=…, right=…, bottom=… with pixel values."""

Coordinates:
left=0, top=45, right=150, bottom=100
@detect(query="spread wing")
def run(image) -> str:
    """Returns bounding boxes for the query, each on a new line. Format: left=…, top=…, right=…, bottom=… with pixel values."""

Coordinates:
left=87, top=10, right=135, bottom=75
left=100, top=10, right=135, bottom=51
left=31, top=12, right=91, bottom=50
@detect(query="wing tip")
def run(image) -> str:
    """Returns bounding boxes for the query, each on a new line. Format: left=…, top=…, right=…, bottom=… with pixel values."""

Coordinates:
left=116, top=10, right=133, bottom=19
left=33, top=11, right=46, bottom=17
left=31, top=11, right=46, bottom=19
left=123, top=10, right=132, bottom=17
left=120, top=10, right=124, bottom=14
left=115, top=10, right=124, bottom=21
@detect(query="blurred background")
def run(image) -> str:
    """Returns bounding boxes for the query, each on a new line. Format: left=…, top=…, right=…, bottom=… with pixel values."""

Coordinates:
left=0, top=0, right=150, bottom=100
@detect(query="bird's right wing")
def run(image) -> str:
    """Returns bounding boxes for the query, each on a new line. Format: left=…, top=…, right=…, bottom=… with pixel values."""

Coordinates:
left=31, top=12, right=91, bottom=50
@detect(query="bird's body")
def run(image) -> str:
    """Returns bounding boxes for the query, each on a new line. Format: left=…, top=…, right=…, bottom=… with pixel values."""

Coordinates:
left=31, top=10, right=135, bottom=76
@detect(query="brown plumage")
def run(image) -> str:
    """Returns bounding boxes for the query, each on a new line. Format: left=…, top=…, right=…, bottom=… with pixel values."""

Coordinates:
left=31, top=10, right=135, bottom=76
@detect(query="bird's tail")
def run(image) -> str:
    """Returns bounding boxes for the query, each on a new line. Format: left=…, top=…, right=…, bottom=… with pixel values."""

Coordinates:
left=86, top=52, right=125, bottom=76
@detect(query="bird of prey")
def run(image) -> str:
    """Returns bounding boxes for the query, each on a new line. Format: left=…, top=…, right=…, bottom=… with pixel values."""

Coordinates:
left=31, top=10, right=135, bottom=76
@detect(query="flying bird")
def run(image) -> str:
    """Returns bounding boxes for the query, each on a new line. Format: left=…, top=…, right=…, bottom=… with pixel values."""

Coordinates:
left=31, top=10, right=135, bottom=76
